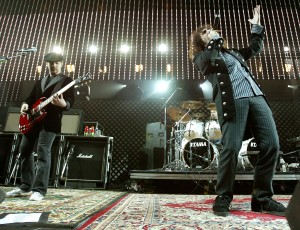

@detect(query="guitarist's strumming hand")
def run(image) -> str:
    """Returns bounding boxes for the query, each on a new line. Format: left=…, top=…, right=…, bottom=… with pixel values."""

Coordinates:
left=20, top=103, right=29, bottom=114
left=52, top=93, right=67, bottom=108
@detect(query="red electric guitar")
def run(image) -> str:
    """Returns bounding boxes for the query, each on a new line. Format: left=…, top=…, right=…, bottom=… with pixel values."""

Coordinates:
left=19, top=73, right=92, bottom=134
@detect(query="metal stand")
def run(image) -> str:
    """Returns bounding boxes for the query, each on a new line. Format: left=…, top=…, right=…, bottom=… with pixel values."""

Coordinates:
left=161, top=88, right=181, bottom=166
left=60, top=144, right=75, bottom=187
left=5, top=133, right=20, bottom=185
left=53, top=135, right=65, bottom=187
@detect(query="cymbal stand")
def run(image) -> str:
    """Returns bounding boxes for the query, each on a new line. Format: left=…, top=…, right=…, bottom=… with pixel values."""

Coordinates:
left=167, top=127, right=175, bottom=163
left=161, top=88, right=181, bottom=166
left=61, top=144, right=75, bottom=187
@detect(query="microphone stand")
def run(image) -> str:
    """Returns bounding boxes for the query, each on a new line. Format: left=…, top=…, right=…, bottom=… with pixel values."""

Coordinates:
left=161, top=88, right=180, bottom=168
left=0, top=49, right=37, bottom=63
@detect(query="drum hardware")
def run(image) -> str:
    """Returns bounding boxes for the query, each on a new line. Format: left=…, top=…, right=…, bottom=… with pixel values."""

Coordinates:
left=181, top=100, right=203, bottom=110
left=162, top=88, right=182, bottom=166
left=167, top=106, right=191, bottom=123
left=207, top=102, right=217, bottom=110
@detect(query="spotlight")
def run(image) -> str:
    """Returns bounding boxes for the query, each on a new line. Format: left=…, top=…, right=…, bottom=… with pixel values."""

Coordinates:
left=75, top=85, right=91, bottom=101
left=155, top=81, right=169, bottom=92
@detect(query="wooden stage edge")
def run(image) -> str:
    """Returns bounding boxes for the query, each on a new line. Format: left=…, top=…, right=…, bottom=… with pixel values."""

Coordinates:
left=130, top=169, right=300, bottom=181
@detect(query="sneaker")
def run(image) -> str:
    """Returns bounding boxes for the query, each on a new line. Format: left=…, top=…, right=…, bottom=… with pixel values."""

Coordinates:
left=251, top=197, right=286, bottom=216
left=213, top=195, right=231, bottom=217
left=29, top=192, right=44, bottom=201
left=6, top=188, right=32, bottom=198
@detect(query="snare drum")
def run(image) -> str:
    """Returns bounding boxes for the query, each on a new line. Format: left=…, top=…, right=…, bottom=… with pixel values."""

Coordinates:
left=181, top=137, right=219, bottom=169
left=183, top=120, right=204, bottom=140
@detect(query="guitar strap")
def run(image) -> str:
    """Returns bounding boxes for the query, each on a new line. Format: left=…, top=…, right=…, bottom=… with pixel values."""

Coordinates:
left=51, top=76, right=67, bottom=96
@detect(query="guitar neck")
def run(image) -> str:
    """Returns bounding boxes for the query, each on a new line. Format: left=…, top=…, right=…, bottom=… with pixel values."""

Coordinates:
left=38, top=80, right=76, bottom=111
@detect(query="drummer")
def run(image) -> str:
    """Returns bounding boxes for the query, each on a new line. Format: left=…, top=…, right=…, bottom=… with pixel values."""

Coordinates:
left=205, top=107, right=222, bottom=144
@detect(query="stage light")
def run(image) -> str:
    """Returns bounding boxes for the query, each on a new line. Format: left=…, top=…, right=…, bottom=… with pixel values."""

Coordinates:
left=88, top=45, right=98, bottom=53
left=135, top=64, right=143, bottom=72
left=284, top=46, right=290, bottom=52
left=158, top=44, right=168, bottom=52
left=166, top=64, right=171, bottom=73
left=36, top=66, right=42, bottom=74
left=120, top=44, right=130, bottom=53
left=52, top=46, right=63, bottom=54
left=99, top=66, right=107, bottom=73
left=155, top=80, right=169, bottom=92
left=66, top=64, right=75, bottom=73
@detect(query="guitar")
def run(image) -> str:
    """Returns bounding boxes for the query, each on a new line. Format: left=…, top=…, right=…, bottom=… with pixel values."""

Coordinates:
left=19, top=73, right=92, bottom=134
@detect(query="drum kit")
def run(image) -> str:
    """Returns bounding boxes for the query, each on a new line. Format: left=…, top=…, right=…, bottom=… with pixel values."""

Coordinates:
left=165, top=101, right=268, bottom=171
left=165, top=100, right=222, bottom=170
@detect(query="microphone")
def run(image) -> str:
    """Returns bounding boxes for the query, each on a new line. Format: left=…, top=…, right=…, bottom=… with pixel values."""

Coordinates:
left=14, top=47, right=37, bottom=53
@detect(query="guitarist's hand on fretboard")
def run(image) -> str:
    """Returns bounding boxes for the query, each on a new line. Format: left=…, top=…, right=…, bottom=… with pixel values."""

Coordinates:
left=51, top=94, right=67, bottom=108
left=20, top=103, right=29, bottom=114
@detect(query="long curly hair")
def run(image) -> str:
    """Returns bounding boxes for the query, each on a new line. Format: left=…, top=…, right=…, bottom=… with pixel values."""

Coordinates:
left=188, top=24, right=227, bottom=61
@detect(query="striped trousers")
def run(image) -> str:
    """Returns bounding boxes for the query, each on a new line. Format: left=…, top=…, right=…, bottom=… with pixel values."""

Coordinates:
left=216, top=96, right=280, bottom=202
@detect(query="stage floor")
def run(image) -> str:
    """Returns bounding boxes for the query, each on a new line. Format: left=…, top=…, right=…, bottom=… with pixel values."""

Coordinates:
left=130, top=169, right=300, bottom=181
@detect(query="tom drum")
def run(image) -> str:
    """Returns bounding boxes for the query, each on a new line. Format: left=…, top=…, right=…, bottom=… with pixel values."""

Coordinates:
left=184, top=120, right=204, bottom=140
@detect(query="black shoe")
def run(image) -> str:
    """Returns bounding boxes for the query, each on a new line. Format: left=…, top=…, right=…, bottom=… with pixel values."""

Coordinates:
left=251, top=198, right=286, bottom=216
left=213, top=195, right=231, bottom=217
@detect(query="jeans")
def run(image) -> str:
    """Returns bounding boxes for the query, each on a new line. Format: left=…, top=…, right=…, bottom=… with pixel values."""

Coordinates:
left=19, top=128, right=56, bottom=195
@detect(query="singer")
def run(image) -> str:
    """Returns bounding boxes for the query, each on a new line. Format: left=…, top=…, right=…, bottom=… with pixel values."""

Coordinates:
left=6, top=53, right=74, bottom=201
left=189, top=5, right=285, bottom=217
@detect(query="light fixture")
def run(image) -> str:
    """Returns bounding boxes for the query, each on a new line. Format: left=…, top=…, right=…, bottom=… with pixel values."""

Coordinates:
left=66, top=64, right=75, bottom=73
left=36, top=66, right=42, bottom=74
left=52, top=46, right=63, bottom=54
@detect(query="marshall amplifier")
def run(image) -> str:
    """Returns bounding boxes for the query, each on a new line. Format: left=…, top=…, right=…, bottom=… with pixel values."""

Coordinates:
left=60, top=135, right=113, bottom=188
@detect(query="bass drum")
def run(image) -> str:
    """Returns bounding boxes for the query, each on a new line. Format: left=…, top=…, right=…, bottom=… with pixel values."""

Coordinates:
left=181, top=137, right=219, bottom=169
left=238, top=138, right=260, bottom=171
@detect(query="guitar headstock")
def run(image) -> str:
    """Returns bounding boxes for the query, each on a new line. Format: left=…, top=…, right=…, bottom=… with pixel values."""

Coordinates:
left=74, top=73, right=92, bottom=85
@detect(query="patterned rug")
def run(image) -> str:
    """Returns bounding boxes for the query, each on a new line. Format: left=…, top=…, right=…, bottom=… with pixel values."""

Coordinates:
left=0, top=186, right=127, bottom=228
left=79, top=194, right=292, bottom=230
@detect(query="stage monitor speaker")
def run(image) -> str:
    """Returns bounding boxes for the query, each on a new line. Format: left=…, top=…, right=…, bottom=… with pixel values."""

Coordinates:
left=61, top=109, right=84, bottom=135
left=60, top=136, right=113, bottom=188
left=3, top=107, right=20, bottom=133
left=286, top=182, right=300, bottom=230
left=145, top=122, right=165, bottom=149
left=145, top=147, right=164, bottom=169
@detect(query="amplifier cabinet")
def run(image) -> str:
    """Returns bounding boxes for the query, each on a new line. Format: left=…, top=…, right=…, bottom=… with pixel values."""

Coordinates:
left=1, top=107, right=84, bottom=135
left=145, top=122, right=165, bottom=149
left=60, top=135, right=113, bottom=189
left=3, top=107, right=20, bottom=133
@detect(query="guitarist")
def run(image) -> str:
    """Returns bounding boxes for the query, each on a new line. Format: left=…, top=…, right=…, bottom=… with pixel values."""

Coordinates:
left=6, top=52, right=74, bottom=201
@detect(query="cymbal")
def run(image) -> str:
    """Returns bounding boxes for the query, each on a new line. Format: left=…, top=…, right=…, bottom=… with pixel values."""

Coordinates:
left=167, top=106, right=191, bottom=122
left=207, top=103, right=216, bottom=110
left=181, top=100, right=203, bottom=110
